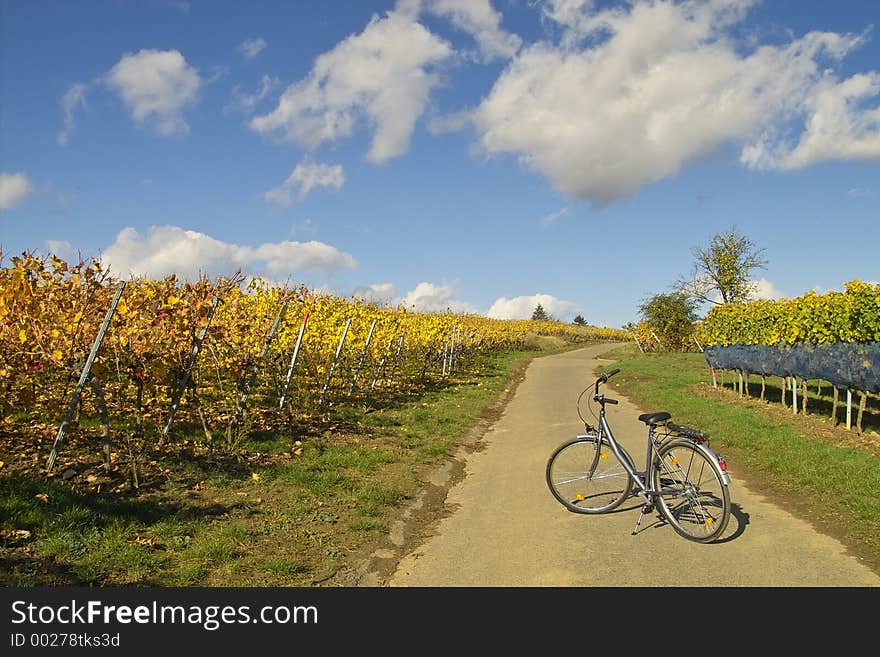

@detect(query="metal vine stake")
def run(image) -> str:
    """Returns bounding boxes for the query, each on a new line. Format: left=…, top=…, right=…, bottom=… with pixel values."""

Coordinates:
left=279, top=310, right=309, bottom=409
left=235, top=300, right=289, bottom=419
left=46, top=280, right=126, bottom=472
left=348, top=318, right=377, bottom=396
left=160, top=293, right=221, bottom=444
left=319, top=317, right=351, bottom=406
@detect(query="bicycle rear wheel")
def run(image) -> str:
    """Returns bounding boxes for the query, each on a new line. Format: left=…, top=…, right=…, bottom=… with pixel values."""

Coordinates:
left=652, top=438, right=730, bottom=543
left=546, top=436, right=634, bottom=514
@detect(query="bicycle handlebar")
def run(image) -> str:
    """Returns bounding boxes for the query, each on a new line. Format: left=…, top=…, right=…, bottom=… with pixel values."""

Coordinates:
left=592, top=368, right=621, bottom=406
left=599, top=368, right=620, bottom=383
left=594, top=368, right=621, bottom=395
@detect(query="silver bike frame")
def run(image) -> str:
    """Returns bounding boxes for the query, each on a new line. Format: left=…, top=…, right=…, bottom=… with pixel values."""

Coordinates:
left=595, top=400, right=731, bottom=496
left=597, top=405, right=651, bottom=495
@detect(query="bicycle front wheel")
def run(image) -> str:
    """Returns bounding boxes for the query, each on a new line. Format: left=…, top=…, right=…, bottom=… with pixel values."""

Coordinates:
left=652, top=438, right=730, bottom=543
left=546, top=436, right=634, bottom=514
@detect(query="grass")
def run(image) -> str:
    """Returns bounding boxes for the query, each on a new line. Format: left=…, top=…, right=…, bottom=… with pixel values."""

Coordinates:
left=10, top=338, right=874, bottom=584
left=599, top=344, right=880, bottom=572
left=0, top=339, right=586, bottom=587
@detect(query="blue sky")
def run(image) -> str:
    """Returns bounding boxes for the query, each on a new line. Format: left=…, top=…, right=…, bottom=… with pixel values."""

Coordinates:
left=1, top=0, right=878, bottom=329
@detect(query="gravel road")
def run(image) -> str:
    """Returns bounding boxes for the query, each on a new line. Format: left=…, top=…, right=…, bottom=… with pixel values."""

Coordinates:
left=378, top=344, right=880, bottom=587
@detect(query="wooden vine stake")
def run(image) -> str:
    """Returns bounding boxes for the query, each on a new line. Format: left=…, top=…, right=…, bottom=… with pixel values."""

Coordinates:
left=856, top=392, right=867, bottom=433
left=279, top=311, right=309, bottom=409
left=630, top=332, right=645, bottom=354
left=160, top=293, right=221, bottom=445
left=650, top=331, right=663, bottom=350
left=46, top=280, right=126, bottom=472
left=831, top=386, right=839, bottom=425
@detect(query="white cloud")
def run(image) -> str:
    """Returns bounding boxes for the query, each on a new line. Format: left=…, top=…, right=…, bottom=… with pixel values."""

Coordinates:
left=58, top=82, right=88, bottom=145
left=231, top=74, right=281, bottom=113
left=45, top=240, right=76, bottom=261
left=470, top=0, right=880, bottom=205
left=0, top=173, right=33, bottom=211
left=250, top=10, right=453, bottom=163
left=98, top=225, right=357, bottom=280
left=105, top=49, right=200, bottom=136
left=542, top=206, right=569, bottom=224
left=263, top=161, right=345, bottom=206
left=750, top=278, right=786, bottom=300
left=353, top=282, right=398, bottom=304
left=239, top=37, right=267, bottom=60
left=486, top=293, right=580, bottom=320
left=416, top=0, right=521, bottom=62
left=399, top=281, right=476, bottom=313
left=742, top=71, right=880, bottom=170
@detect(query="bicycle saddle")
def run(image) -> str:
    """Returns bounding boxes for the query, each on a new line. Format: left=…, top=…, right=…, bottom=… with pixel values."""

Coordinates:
left=637, top=412, right=671, bottom=425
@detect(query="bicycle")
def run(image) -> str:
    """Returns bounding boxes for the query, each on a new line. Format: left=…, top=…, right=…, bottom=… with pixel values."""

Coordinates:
left=546, top=368, right=732, bottom=543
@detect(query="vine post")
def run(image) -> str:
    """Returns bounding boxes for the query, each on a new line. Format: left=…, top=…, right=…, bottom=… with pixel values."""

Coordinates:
left=348, top=318, right=377, bottom=396
left=46, top=280, right=126, bottom=472
left=160, top=293, right=221, bottom=445
left=279, top=310, right=309, bottom=409
left=319, top=317, right=351, bottom=406
left=236, top=300, right=289, bottom=419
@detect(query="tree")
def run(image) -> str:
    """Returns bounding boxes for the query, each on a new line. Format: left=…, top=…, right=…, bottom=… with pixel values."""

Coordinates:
left=572, top=314, right=587, bottom=325
left=638, top=291, right=699, bottom=351
left=531, top=304, right=549, bottom=321
left=677, top=228, right=767, bottom=305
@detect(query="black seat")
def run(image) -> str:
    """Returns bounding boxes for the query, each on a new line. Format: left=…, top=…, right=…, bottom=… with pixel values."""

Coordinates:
left=638, top=412, right=671, bottom=425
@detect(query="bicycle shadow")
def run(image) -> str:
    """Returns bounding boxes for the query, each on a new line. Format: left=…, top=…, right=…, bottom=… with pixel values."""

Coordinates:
left=615, top=499, right=749, bottom=543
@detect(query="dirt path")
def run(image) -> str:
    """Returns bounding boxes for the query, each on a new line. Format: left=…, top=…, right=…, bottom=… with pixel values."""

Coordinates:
left=356, top=343, right=880, bottom=587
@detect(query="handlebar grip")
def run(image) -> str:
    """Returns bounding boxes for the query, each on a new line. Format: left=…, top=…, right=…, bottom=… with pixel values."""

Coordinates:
left=605, top=398, right=618, bottom=404
left=598, top=368, right=621, bottom=383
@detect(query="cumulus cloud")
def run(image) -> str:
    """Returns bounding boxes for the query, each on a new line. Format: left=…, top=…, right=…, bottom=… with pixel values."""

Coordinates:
left=250, top=10, right=453, bottom=163
left=400, top=0, right=521, bottom=62
left=399, top=282, right=477, bottom=313
left=105, top=49, right=201, bottom=136
left=263, top=161, right=345, bottom=206
left=98, top=225, right=357, bottom=280
left=352, top=282, right=398, bottom=305
left=239, top=37, right=267, bottom=60
left=57, top=82, right=88, bottom=145
left=0, top=173, right=33, bottom=211
left=741, top=71, right=880, bottom=170
left=486, top=293, right=580, bottom=320
left=469, top=0, right=880, bottom=205
left=230, top=74, right=281, bottom=114
left=750, top=278, right=786, bottom=300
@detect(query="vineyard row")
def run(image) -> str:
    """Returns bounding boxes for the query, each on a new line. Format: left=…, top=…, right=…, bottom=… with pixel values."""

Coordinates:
left=1, top=253, right=625, bottom=471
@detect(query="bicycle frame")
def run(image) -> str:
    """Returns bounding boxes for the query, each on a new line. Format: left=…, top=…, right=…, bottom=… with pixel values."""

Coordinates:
left=595, top=402, right=654, bottom=496
left=589, top=391, right=730, bottom=499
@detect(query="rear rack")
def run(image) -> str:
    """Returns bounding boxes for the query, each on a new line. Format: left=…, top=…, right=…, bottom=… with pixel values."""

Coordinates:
left=659, top=421, right=710, bottom=444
